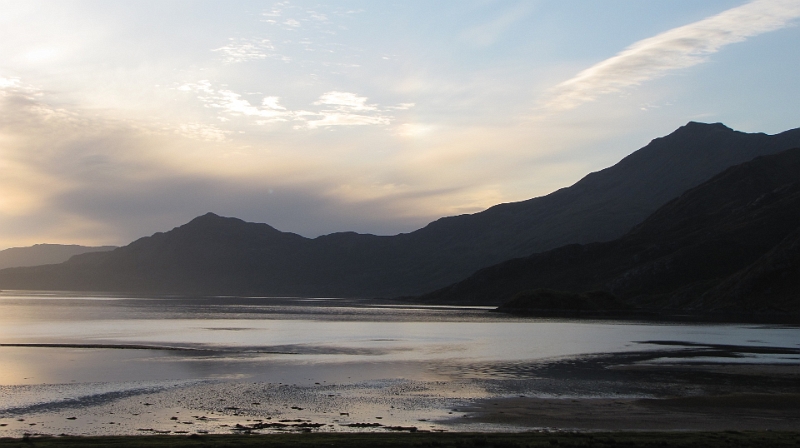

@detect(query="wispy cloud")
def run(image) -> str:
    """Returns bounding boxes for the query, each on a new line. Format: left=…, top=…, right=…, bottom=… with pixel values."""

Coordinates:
left=0, top=77, right=22, bottom=90
left=212, top=38, right=276, bottom=64
left=261, top=2, right=335, bottom=30
left=543, top=0, right=800, bottom=112
left=175, top=123, right=231, bottom=142
left=0, top=76, right=40, bottom=99
left=0, top=77, right=437, bottom=246
left=387, top=103, right=415, bottom=111
left=303, top=112, right=390, bottom=129
left=314, top=91, right=377, bottom=111
left=396, top=123, right=434, bottom=138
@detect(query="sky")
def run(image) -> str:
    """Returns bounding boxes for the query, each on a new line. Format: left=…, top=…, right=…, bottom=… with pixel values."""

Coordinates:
left=1, top=0, right=799, bottom=249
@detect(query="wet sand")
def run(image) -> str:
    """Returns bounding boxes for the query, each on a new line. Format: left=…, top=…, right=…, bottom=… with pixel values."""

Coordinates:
left=456, top=361, right=800, bottom=431
left=3, top=347, right=799, bottom=436
left=459, top=393, right=800, bottom=431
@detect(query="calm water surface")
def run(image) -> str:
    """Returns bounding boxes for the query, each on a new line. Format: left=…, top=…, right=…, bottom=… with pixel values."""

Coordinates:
left=1, top=291, right=799, bottom=384
left=0, top=291, right=798, bottom=435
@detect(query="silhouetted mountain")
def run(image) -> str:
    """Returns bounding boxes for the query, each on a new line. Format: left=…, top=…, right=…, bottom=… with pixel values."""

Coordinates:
left=1, top=122, right=799, bottom=297
left=700, top=228, right=800, bottom=314
left=0, top=244, right=116, bottom=270
left=418, top=148, right=800, bottom=318
left=496, top=290, right=635, bottom=317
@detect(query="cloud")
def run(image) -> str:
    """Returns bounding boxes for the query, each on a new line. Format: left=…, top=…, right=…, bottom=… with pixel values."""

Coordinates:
left=0, top=83, right=441, bottom=247
left=178, top=82, right=399, bottom=129
left=213, top=90, right=288, bottom=120
left=178, top=81, right=291, bottom=124
left=0, top=86, right=179, bottom=245
left=261, top=2, right=334, bottom=30
left=396, top=123, right=433, bottom=138
left=306, top=91, right=396, bottom=128
left=175, top=123, right=231, bottom=142
left=304, top=112, right=390, bottom=129
left=283, top=19, right=301, bottom=28
left=252, top=2, right=366, bottom=68
left=543, top=0, right=800, bottom=112
left=0, top=77, right=40, bottom=99
left=387, top=103, right=415, bottom=111
left=261, top=96, right=286, bottom=110
left=0, top=77, right=21, bottom=90
left=211, top=38, right=276, bottom=64
left=314, top=91, right=377, bottom=111
left=0, top=71, right=629, bottom=250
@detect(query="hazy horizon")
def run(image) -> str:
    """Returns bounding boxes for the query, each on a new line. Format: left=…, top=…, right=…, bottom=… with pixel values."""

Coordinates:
left=2, top=0, right=799, bottom=249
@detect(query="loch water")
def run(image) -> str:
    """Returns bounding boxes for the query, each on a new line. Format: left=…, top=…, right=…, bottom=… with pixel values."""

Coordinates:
left=0, top=290, right=798, bottom=435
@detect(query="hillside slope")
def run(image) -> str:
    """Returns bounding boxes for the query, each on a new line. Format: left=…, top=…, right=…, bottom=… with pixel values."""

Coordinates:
left=418, top=148, right=800, bottom=317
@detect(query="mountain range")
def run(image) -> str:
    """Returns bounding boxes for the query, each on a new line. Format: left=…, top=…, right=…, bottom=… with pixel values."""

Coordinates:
left=423, top=147, right=800, bottom=317
left=0, top=244, right=116, bottom=270
left=0, top=122, right=799, bottom=301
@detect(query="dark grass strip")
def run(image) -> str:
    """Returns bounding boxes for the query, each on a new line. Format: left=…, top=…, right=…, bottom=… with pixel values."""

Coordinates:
left=2, top=431, right=800, bottom=448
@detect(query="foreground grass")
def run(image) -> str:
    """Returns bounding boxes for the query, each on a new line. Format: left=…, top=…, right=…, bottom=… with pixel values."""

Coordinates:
left=2, top=431, right=800, bottom=448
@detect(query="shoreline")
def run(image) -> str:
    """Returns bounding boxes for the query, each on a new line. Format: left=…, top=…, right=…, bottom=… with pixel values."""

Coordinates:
left=4, top=288, right=799, bottom=324
left=489, top=307, right=800, bottom=325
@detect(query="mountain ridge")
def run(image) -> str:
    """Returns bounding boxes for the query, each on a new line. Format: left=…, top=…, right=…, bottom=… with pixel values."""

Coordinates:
left=0, top=244, right=117, bottom=270
left=1, top=122, right=799, bottom=297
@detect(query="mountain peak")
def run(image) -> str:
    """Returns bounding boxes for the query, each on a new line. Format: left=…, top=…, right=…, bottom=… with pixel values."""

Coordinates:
left=180, top=212, right=246, bottom=231
left=679, top=121, right=733, bottom=133
left=637, top=122, right=737, bottom=153
left=187, top=212, right=226, bottom=224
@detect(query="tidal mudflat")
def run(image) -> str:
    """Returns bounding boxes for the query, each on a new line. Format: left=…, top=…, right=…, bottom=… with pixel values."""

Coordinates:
left=0, top=291, right=799, bottom=437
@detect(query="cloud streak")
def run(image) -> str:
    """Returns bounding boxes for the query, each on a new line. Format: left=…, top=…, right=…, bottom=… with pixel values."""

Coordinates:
left=543, top=0, right=800, bottom=112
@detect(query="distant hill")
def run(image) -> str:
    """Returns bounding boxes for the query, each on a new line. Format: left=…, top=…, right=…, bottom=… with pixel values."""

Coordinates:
left=418, top=148, right=800, bottom=318
left=1, top=122, right=799, bottom=297
left=0, top=244, right=116, bottom=270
